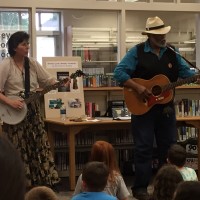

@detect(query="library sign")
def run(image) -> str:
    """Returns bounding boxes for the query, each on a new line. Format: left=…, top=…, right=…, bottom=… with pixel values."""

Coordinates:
left=0, top=32, right=12, bottom=60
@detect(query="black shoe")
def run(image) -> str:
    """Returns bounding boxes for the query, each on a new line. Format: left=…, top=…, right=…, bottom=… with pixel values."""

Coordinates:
left=133, top=191, right=150, bottom=200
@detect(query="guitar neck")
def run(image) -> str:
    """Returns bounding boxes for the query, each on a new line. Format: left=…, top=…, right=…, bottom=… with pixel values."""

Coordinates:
left=25, top=84, right=58, bottom=105
left=163, top=74, right=200, bottom=91
left=24, top=69, right=84, bottom=105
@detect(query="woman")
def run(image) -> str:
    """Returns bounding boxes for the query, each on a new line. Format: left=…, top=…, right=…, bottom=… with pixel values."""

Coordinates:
left=0, top=31, right=64, bottom=188
left=74, top=140, right=130, bottom=200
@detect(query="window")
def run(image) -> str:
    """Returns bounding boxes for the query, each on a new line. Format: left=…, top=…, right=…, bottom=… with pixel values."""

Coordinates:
left=0, top=10, right=29, bottom=61
left=36, top=11, right=61, bottom=64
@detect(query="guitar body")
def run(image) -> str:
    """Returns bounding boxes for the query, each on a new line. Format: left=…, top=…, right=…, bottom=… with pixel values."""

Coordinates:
left=0, top=96, right=27, bottom=125
left=124, top=74, right=174, bottom=115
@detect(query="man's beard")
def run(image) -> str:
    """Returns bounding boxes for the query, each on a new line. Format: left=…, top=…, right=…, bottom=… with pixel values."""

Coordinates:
left=154, top=39, right=167, bottom=48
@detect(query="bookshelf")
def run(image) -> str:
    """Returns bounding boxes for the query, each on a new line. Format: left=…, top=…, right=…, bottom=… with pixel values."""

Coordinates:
left=43, top=85, right=200, bottom=190
left=175, top=86, right=200, bottom=171
left=45, top=118, right=132, bottom=190
left=45, top=117, right=200, bottom=190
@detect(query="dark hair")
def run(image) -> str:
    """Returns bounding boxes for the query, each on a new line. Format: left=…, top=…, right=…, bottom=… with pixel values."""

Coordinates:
left=82, top=161, right=109, bottom=192
left=152, top=164, right=183, bottom=200
left=25, top=186, right=58, bottom=200
left=173, top=181, right=200, bottom=200
left=7, top=31, right=29, bottom=56
left=0, top=135, right=26, bottom=200
left=168, top=144, right=186, bottom=167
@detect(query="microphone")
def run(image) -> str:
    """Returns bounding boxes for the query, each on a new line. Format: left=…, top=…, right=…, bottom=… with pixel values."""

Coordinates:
left=167, top=43, right=196, bottom=69
left=166, top=43, right=180, bottom=55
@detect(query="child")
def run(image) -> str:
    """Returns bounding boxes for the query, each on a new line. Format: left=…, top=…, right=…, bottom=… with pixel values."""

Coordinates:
left=73, top=141, right=130, bottom=200
left=72, top=161, right=117, bottom=200
left=25, top=186, right=58, bottom=200
left=173, top=181, right=200, bottom=200
left=149, top=164, right=183, bottom=200
left=167, top=144, right=198, bottom=181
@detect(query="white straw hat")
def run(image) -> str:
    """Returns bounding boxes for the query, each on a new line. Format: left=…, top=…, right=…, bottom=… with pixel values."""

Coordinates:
left=142, top=16, right=171, bottom=35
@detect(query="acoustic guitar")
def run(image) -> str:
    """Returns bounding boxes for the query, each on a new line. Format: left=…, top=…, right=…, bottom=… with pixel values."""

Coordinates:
left=0, top=70, right=84, bottom=125
left=124, top=74, right=199, bottom=115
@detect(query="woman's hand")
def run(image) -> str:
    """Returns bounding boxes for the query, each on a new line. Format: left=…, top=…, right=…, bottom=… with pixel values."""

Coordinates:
left=7, top=98, right=24, bottom=110
left=62, top=77, right=71, bottom=87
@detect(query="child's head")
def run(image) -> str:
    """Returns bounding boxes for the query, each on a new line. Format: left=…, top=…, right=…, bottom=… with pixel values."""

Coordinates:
left=90, top=140, right=119, bottom=173
left=173, top=181, right=200, bottom=200
left=167, top=144, right=186, bottom=167
left=82, top=161, right=109, bottom=192
left=152, top=164, right=183, bottom=200
left=25, top=186, right=58, bottom=200
left=0, top=135, right=26, bottom=200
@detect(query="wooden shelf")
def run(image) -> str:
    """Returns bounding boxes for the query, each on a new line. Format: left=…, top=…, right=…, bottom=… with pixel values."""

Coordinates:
left=82, top=61, right=117, bottom=63
left=83, top=85, right=200, bottom=91
left=83, top=86, right=122, bottom=91
left=176, top=116, right=200, bottom=121
left=176, top=85, right=200, bottom=89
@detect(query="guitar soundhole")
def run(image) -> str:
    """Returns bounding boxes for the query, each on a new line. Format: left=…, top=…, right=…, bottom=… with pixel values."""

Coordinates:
left=152, top=85, right=162, bottom=96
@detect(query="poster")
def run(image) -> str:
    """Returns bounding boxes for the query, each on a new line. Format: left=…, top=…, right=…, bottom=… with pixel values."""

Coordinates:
left=43, top=56, right=85, bottom=118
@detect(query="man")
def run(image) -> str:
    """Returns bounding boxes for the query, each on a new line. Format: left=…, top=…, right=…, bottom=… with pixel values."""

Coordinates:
left=114, top=16, right=195, bottom=200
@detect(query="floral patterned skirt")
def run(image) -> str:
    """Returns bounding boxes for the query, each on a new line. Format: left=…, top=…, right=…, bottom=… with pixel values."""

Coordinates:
left=3, top=100, right=60, bottom=187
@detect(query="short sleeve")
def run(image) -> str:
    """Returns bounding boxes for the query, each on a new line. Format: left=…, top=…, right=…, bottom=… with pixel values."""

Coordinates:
left=73, top=174, right=83, bottom=196
left=116, top=175, right=130, bottom=200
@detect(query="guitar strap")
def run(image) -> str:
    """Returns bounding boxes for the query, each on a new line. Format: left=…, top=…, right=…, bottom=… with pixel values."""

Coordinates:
left=24, top=57, right=30, bottom=98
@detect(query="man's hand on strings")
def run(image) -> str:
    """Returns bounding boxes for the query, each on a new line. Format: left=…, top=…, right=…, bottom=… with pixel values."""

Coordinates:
left=136, top=84, right=152, bottom=103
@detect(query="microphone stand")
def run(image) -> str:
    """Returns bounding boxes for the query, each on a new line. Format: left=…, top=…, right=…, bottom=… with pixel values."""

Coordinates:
left=167, top=44, right=199, bottom=72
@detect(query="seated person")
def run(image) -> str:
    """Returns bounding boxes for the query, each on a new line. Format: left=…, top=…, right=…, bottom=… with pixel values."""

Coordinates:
left=0, top=135, right=26, bottom=200
left=173, top=181, right=200, bottom=200
left=25, top=186, right=58, bottom=200
left=149, top=164, right=183, bottom=200
left=72, top=161, right=117, bottom=200
left=167, top=144, right=198, bottom=181
left=74, top=141, right=130, bottom=200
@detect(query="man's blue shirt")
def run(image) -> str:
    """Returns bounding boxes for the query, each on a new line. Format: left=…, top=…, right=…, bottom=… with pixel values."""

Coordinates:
left=114, top=40, right=195, bottom=84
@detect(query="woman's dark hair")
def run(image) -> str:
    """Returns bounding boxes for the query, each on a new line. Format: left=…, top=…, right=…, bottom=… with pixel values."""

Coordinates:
left=173, top=181, right=200, bottom=200
left=7, top=31, right=29, bottom=56
left=0, top=135, right=26, bottom=200
left=152, top=164, right=183, bottom=200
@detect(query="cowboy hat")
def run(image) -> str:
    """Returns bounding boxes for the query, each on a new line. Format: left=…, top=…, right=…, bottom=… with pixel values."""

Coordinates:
left=142, top=16, right=171, bottom=35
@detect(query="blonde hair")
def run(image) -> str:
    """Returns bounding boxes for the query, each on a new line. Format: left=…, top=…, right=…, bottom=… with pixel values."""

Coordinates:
left=25, top=186, right=58, bottom=200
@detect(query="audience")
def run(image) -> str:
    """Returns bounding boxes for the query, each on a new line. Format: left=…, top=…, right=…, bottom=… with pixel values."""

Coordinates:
left=173, top=181, right=200, bottom=200
left=72, top=161, right=117, bottom=200
left=149, top=164, right=183, bottom=200
left=0, top=135, right=26, bottom=200
left=167, top=144, right=198, bottom=181
left=25, top=186, right=58, bottom=200
left=74, top=140, right=130, bottom=200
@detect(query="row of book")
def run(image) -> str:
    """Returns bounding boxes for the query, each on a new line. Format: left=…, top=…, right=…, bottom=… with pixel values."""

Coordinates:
left=54, top=149, right=135, bottom=172
left=85, top=102, right=98, bottom=118
left=175, top=99, right=200, bottom=117
left=73, top=47, right=117, bottom=62
left=54, top=126, right=198, bottom=148
left=177, top=126, right=198, bottom=142
left=83, top=74, right=118, bottom=87
left=54, top=129, right=134, bottom=148
left=54, top=149, right=164, bottom=173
